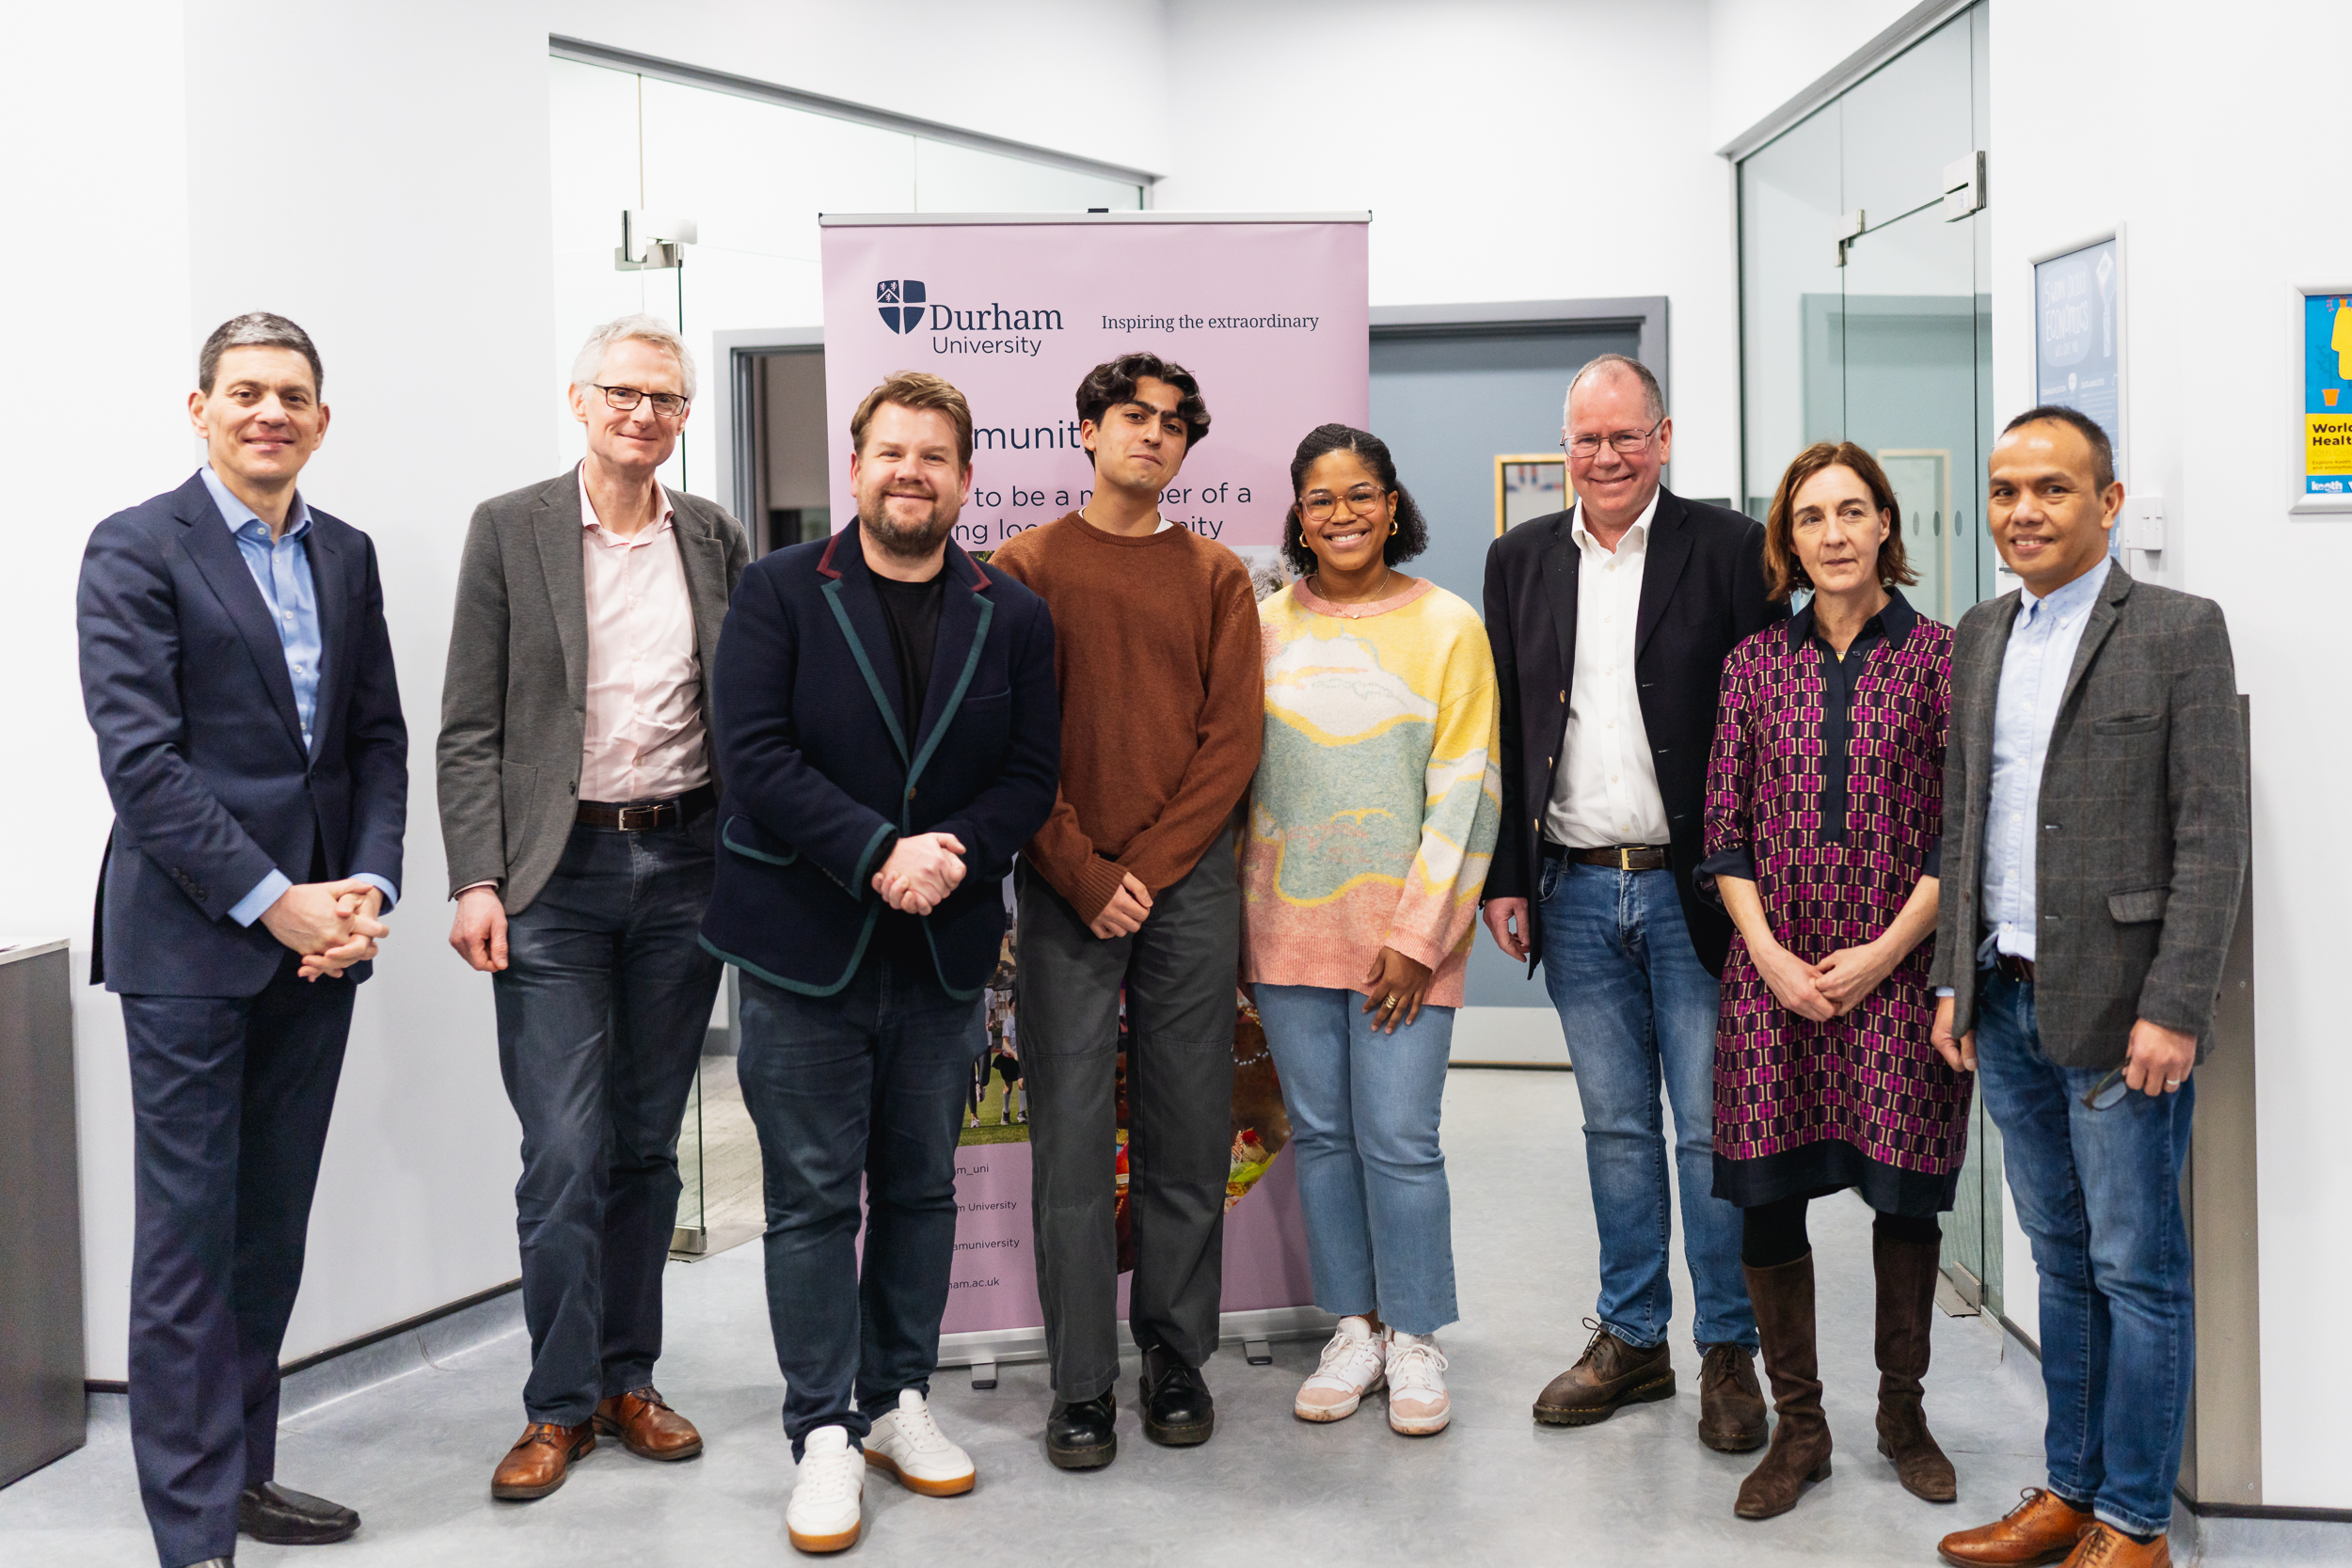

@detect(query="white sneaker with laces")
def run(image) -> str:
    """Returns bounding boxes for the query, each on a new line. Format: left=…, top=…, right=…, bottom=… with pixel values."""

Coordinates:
left=863, top=1387, right=976, bottom=1497
left=1295, top=1316, right=1388, bottom=1421
left=787, top=1425, right=864, bottom=1554
left=1385, top=1331, right=1452, bottom=1435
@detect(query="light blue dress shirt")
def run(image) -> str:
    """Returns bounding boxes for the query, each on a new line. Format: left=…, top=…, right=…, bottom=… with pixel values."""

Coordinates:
left=201, top=467, right=399, bottom=927
left=1978, top=562, right=2107, bottom=963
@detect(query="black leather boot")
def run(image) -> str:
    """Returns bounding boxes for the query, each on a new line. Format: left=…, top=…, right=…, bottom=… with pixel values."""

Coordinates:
left=1138, top=1344, right=1215, bottom=1446
left=1045, top=1390, right=1118, bottom=1470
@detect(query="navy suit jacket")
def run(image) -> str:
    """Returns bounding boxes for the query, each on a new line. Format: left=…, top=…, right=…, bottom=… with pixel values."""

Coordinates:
left=79, top=471, right=408, bottom=996
left=699, top=531, right=1058, bottom=999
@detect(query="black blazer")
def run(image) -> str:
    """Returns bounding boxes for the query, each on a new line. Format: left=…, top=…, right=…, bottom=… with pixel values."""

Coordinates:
left=78, top=471, right=409, bottom=996
left=1482, top=487, right=1784, bottom=976
left=698, top=531, right=1059, bottom=999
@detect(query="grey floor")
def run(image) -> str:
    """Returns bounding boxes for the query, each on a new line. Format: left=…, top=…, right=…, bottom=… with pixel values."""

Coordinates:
left=5, top=1070, right=2331, bottom=1566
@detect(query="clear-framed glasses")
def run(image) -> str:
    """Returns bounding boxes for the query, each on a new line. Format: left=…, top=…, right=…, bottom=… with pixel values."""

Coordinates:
left=1564, top=414, right=1665, bottom=461
left=1301, top=483, right=1391, bottom=523
left=595, top=383, right=690, bottom=419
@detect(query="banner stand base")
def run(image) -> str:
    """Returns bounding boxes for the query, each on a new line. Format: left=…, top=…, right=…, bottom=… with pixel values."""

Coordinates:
left=938, top=1306, right=1336, bottom=1383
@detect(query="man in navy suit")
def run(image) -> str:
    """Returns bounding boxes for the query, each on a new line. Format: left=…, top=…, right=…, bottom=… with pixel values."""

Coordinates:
left=78, top=313, right=407, bottom=1568
left=699, top=372, right=1057, bottom=1556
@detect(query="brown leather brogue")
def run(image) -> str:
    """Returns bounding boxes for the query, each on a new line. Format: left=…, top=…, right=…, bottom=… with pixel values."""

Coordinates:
left=1533, top=1322, right=1674, bottom=1426
left=491, top=1420, right=596, bottom=1501
left=2058, top=1524, right=2169, bottom=1568
left=1697, top=1342, right=1768, bottom=1452
left=594, top=1386, right=705, bottom=1461
left=1938, top=1488, right=2098, bottom=1567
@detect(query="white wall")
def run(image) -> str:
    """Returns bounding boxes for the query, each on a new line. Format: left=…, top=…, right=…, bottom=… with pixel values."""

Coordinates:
left=1706, top=0, right=1927, bottom=150
left=1985, top=0, right=2352, bottom=1509
left=1157, top=0, right=1741, bottom=506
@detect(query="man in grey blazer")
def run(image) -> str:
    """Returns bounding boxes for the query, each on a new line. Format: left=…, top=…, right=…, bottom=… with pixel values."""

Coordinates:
left=1929, top=407, right=2247, bottom=1568
left=437, top=316, right=749, bottom=1501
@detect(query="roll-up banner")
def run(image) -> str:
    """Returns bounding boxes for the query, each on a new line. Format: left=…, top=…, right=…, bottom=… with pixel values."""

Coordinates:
left=818, top=213, right=1371, bottom=1358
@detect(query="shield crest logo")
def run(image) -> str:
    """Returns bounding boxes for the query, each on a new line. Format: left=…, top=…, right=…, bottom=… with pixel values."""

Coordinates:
left=876, top=279, right=927, bottom=334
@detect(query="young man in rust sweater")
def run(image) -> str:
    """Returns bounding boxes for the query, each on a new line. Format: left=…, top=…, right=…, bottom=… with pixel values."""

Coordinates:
left=989, top=353, right=1263, bottom=1469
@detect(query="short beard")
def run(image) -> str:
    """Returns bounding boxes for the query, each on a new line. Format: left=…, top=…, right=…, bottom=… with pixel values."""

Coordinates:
left=859, top=497, right=957, bottom=561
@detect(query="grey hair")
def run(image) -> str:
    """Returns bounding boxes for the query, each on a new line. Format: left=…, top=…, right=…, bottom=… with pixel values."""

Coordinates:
left=1564, top=352, right=1664, bottom=426
left=570, top=314, right=697, bottom=403
left=199, top=312, right=322, bottom=394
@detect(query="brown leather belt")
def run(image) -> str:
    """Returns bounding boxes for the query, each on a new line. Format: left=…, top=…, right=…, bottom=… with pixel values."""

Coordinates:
left=577, top=784, right=715, bottom=832
left=1993, top=952, right=2037, bottom=986
left=1545, top=842, right=1672, bottom=872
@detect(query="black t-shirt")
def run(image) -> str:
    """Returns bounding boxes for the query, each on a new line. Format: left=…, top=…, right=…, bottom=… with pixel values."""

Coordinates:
left=872, top=567, right=946, bottom=736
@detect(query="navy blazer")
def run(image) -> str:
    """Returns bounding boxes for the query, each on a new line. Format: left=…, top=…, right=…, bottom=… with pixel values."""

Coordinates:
left=699, top=531, right=1058, bottom=998
left=78, top=471, right=408, bottom=996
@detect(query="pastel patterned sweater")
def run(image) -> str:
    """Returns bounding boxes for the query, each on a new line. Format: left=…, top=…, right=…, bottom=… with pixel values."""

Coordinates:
left=1242, top=577, right=1502, bottom=1006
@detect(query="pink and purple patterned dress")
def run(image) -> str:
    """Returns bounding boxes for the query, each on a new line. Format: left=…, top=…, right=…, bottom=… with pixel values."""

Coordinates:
left=1701, top=590, right=1971, bottom=1214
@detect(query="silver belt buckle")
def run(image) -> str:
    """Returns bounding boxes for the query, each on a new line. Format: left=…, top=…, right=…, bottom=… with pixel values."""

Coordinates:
left=617, top=800, right=664, bottom=832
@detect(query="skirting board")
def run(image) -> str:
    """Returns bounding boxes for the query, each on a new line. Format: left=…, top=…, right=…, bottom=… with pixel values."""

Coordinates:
left=1449, top=1005, right=1570, bottom=1068
left=938, top=1305, right=1337, bottom=1370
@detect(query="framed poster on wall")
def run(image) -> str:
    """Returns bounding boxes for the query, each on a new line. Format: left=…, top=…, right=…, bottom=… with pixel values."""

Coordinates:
left=2032, top=232, right=2126, bottom=557
left=2296, top=287, right=2352, bottom=515
left=1494, top=453, right=1566, bottom=535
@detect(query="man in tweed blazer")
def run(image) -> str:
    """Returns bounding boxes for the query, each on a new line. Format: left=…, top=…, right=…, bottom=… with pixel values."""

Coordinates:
left=1929, top=407, right=2247, bottom=1568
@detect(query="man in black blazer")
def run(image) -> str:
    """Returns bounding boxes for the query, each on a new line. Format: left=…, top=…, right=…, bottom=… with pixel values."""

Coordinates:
left=78, top=314, right=407, bottom=1568
left=1481, top=355, right=1783, bottom=1450
left=699, top=373, right=1057, bottom=1555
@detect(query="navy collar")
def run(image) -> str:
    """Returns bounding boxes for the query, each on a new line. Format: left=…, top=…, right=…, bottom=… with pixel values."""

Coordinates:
left=1788, top=586, right=1916, bottom=654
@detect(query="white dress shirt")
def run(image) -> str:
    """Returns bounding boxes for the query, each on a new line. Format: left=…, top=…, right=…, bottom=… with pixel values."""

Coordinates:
left=1544, top=490, right=1672, bottom=849
left=578, top=465, right=708, bottom=802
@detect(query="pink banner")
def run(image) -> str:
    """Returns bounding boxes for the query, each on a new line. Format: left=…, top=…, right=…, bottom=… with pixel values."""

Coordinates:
left=819, top=215, right=1371, bottom=555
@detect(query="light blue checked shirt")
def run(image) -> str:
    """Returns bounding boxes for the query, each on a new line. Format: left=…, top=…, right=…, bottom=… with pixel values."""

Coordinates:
left=201, top=466, right=399, bottom=927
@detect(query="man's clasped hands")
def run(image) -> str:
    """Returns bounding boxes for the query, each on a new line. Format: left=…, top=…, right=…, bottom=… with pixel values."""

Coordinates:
left=260, top=879, right=391, bottom=982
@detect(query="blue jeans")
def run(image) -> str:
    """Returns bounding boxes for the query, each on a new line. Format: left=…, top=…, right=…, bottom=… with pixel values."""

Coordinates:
left=735, top=954, right=985, bottom=1459
left=1253, top=986, right=1457, bottom=1336
left=1538, top=861, right=1754, bottom=1351
left=1973, top=967, right=2195, bottom=1539
left=494, top=815, right=722, bottom=1425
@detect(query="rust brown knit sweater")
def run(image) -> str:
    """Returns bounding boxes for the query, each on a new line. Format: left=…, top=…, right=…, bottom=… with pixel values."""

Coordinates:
left=989, top=512, right=1263, bottom=920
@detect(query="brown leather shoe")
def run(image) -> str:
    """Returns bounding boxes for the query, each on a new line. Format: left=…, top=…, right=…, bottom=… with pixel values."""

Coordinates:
left=2058, top=1524, right=2169, bottom=1568
left=594, top=1386, right=705, bottom=1461
left=1697, top=1342, right=1767, bottom=1452
left=1533, top=1321, right=1674, bottom=1426
left=1938, top=1488, right=2098, bottom=1567
left=1735, top=1255, right=1833, bottom=1520
left=1875, top=1228, right=1957, bottom=1502
left=491, top=1420, right=596, bottom=1501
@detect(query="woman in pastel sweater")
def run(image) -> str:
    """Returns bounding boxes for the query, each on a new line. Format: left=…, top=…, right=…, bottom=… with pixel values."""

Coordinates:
left=1242, top=423, right=1502, bottom=1437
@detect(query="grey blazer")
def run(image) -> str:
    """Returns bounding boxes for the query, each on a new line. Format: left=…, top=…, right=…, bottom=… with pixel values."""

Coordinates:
left=436, top=470, right=750, bottom=913
left=1929, top=561, right=2248, bottom=1067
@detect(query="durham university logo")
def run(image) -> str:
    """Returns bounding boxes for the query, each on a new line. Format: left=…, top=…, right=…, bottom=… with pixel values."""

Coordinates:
left=876, top=280, right=926, bottom=334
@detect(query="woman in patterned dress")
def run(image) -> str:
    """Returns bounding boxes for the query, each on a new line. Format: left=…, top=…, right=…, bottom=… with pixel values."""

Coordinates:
left=1699, top=442, right=1968, bottom=1521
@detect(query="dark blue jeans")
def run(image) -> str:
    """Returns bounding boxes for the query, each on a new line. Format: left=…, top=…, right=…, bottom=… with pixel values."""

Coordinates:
left=735, top=953, right=985, bottom=1459
left=493, top=814, right=721, bottom=1425
left=120, top=951, right=355, bottom=1568
left=1538, top=860, right=1755, bottom=1351
left=1973, top=967, right=2196, bottom=1539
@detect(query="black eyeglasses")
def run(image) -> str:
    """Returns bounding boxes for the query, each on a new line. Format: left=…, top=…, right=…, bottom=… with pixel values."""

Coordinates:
left=594, top=383, right=689, bottom=418
left=1564, top=415, right=1665, bottom=460
left=2080, top=1065, right=2133, bottom=1111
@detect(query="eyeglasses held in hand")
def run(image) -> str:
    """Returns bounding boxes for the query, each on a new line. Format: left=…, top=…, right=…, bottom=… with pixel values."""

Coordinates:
left=595, top=383, right=690, bottom=418
left=2080, top=1065, right=2134, bottom=1111
left=1563, top=415, right=1665, bottom=460
left=1300, top=484, right=1391, bottom=523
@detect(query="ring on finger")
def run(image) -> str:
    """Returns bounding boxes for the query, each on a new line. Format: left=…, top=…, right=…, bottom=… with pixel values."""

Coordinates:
left=1381, top=995, right=1400, bottom=1010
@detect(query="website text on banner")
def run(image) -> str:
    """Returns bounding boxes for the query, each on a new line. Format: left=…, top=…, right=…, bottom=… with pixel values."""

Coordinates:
left=818, top=215, right=1371, bottom=559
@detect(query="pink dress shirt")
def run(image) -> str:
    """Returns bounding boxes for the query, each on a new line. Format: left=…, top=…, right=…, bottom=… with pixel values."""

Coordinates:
left=577, top=464, right=709, bottom=802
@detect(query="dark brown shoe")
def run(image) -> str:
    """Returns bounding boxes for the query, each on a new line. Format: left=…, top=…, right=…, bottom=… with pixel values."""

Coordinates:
left=594, top=1386, right=705, bottom=1461
left=1875, top=1229, right=1957, bottom=1502
left=491, top=1420, right=596, bottom=1501
left=1735, top=1254, right=1833, bottom=1520
left=1532, top=1321, right=1674, bottom=1426
left=1697, top=1342, right=1768, bottom=1452
left=1937, top=1488, right=2098, bottom=1566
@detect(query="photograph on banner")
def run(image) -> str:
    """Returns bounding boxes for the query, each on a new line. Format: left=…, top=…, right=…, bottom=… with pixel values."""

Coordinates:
left=2307, top=292, right=2352, bottom=497
left=2034, top=237, right=2122, bottom=555
left=821, top=214, right=1371, bottom=578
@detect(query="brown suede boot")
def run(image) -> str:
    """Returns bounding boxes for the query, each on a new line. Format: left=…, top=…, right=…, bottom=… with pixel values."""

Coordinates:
left=1735, top=1254, right=1833, bottom=1520
left=1875, top=1228, right=1958, bottom=1503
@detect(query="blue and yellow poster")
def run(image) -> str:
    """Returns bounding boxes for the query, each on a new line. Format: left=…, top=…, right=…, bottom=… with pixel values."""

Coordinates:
left=2309, top=294, right=2352, bottom=496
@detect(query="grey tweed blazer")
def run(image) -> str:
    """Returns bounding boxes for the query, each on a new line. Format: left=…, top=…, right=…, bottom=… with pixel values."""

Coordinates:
left=436, top=470, right=749, bottom=913
left=1929, top=561, right=2248, bottom=1068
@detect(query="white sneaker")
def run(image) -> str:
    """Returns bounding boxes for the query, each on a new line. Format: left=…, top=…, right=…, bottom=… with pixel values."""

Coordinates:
left=1295, top=1316, right=1388, bottom=1421
left=1385, top=1331, right=1452, bottom=1435
left=787, top=1425, right=864, bottom=1554
left=864, top=1387, right=976, bottom=1497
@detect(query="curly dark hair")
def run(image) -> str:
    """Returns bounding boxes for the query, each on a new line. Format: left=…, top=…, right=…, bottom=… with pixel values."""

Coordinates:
left=1279, top=423, right=1429, bottom=578
left=1074, top=352, right=1210, bottom=455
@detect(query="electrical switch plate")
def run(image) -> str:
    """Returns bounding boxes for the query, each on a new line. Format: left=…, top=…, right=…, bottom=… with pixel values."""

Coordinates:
left=2121, top=494, right=2166, bottom=551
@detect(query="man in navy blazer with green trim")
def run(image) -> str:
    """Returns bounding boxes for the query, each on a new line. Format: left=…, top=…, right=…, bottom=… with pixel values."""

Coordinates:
left=699, top=373, right=1056, bottom=1552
